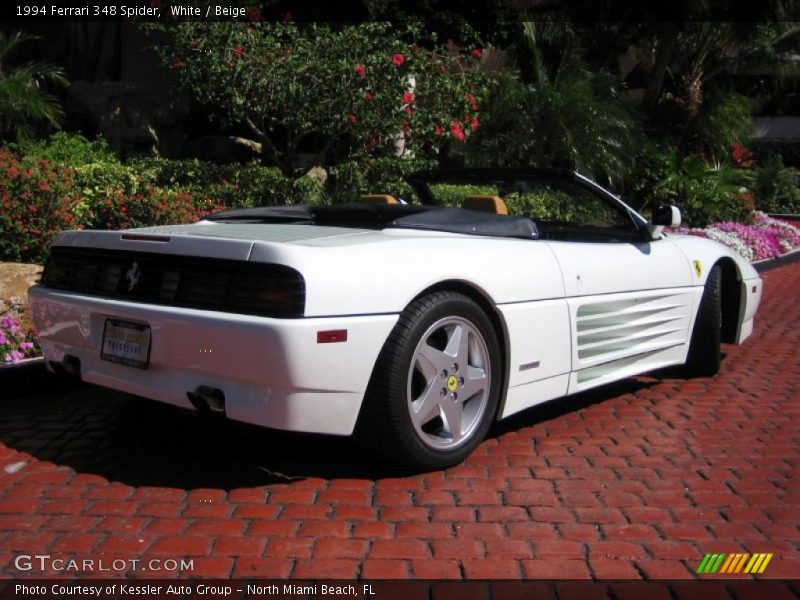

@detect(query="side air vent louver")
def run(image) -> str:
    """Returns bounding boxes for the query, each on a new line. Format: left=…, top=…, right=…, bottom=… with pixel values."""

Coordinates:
left=42, top=247, right=305, bottom=318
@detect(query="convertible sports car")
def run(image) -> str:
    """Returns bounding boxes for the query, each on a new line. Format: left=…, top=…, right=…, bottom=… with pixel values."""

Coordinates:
left=29, top=169, right=762, bottom=469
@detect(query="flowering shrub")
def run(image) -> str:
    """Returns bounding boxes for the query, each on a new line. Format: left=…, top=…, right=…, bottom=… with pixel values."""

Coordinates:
left=88, top=186, right=223, bottom=230
left=0, top=148, right=81, bottom=263
left=157, top=22, right=490, bottom=174
left=669, top=213, right=800, bottom=262
left=0, top=314, right=39, bottom=364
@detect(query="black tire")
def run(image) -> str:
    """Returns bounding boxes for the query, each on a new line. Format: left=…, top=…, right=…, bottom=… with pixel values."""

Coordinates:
left=685, top=264, right=722, bottom=376
left=356, top=291, right=502, bottom=470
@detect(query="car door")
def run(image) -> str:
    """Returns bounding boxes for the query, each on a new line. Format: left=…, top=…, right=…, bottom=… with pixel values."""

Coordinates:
left=521, top=179, right=695, bottom=392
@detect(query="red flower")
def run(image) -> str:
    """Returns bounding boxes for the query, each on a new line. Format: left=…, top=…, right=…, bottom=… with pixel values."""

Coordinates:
left=471, top=48, right=483, bottom=59
left=354, top=64, right=366, bottom=77
left=247, top=7, right=261, bottom=20
left=391, top=53, right=405, bottom=67
left=439, top=64, right=447, bottom=73
left=403, top=106, right=412, bottom=115
left=402, top=121, right=410, bottom=135
left=434, top=125, right=444, bottom=136
left=731, top=142, right=754, bottom=168
left=466, top=93, right=479, bottom=111
left=450, top=122, right=466, bottom=143
left=233, top=45, right=245, bottom=59
left=402, top=92, right=414, bottom=104
left=363, top=91, right=374, bottom=100
left=470, top=116, right=480, bottom=130
left=171, top=58, right=184, bottom=70
left=347, top=114, right=358, bottom=123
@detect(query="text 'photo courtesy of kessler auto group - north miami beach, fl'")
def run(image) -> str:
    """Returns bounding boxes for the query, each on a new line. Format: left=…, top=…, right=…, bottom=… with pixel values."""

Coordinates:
left=0, top=0, right=799, bottom=598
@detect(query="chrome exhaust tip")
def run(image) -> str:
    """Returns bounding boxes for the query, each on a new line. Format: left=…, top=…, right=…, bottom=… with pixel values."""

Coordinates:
left=187, top=386, right=226, bottom=416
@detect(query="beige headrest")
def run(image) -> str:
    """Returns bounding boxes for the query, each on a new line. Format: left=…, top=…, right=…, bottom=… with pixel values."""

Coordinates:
left=463, top=195, right=508, bottom=215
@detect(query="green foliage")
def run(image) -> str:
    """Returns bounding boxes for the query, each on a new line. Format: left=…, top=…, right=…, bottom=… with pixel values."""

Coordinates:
left=328, top=156, right=437, bottom=203
left=427, top=184, right=497, bottom=208
left=753, top=155, right=800, bottom=214
left=653, top=153, right=753, bottom=226
left=0, top=31, right=67, bottom=142
left=667, top=92, right=754, bottom=161
left=468, top=22, right=639, bottom=183
left=752, top=140, right=800, bottom=169
left=19, top=132, right=116, bottom=166
left=0, top=148, right=81, bottom=262
left=504, top=190, right=608, bottom=223
left=128, top=158, right=297, bottom=207
left=157, top=22, right=489, bottom=174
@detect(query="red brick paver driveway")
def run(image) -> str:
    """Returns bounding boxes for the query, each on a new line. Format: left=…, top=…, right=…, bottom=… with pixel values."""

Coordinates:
left=0, top=264, right=798, bottom=581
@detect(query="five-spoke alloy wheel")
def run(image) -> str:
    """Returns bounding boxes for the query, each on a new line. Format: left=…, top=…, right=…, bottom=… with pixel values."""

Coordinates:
left=357, top=291, right=502, bottom=470
left=407, top=316, right=492, bottom=451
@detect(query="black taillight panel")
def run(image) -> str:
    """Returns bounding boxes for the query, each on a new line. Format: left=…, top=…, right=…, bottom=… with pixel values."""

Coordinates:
left=42, top=247, right=305, bottom=318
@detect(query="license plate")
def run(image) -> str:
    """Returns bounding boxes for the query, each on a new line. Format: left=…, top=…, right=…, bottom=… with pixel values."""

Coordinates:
left=101, top=319, right=151, bottom=369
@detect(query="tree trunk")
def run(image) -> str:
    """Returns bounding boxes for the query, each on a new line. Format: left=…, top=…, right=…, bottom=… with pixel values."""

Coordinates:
left=643, top=25, right=678, bottom=112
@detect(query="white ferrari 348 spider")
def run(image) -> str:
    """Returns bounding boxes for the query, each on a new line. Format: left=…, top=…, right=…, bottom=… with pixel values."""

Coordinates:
left=29, top=169, right=762, bottom=469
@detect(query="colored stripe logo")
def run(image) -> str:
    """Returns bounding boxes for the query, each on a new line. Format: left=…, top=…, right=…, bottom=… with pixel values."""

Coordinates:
left=697, top=553, right=773, bottom=574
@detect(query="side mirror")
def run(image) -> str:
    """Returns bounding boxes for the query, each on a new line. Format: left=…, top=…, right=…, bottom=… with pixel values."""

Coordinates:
left=652, top=204, right=682, bottom=227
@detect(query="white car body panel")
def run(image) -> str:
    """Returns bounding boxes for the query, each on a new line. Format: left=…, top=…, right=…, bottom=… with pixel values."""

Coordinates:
left=30, top=199, right=763, bottom=438
left=28, top=286, right=398, bottom=435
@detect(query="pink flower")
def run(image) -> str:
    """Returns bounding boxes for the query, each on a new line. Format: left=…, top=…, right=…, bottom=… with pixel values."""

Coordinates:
left=471, top=48, right=483, bottom=59
left=354, top=64, right=366, bottom=77
left=391, top=53, right=405, bottom=67
left=347, top=114, right=358, bottom=123
left=402, top=92, right=414, bottom=104
left=470, top=115, right=480, bottom=130
left=450, top=122, right=466, bottom=143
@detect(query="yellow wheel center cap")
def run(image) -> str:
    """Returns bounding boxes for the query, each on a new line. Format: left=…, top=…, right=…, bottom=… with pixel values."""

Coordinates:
left=446, top=375, right=459, bottom=392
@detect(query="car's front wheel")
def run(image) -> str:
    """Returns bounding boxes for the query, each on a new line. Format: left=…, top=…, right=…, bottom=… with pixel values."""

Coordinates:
left=685, top=264, right=722, bottom=376
left=357, top=292, right=502, bottom=470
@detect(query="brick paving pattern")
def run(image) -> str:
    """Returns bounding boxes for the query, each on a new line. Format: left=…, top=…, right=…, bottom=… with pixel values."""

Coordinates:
left=0, top=263, right=798, bottom=581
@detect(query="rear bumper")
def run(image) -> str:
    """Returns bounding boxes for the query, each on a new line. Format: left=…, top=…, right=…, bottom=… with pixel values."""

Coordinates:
left=28, top=285, right=397, bottom=436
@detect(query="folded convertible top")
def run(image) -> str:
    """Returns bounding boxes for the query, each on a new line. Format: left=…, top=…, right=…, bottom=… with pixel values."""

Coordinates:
left=207, top=203, right=539, bottom=240
left=390, top=208, right=539, bottom=240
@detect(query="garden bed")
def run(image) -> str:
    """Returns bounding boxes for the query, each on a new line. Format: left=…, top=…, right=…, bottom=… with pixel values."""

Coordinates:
left=0, top=262, right=42, bottom=364
left=668, top=212, right=800, bottom=262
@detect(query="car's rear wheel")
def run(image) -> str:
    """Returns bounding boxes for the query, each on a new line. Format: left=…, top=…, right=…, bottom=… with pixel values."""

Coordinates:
left=685, top=264, right=722, bottom=376
left=357, top=292, right=502, bottom=470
